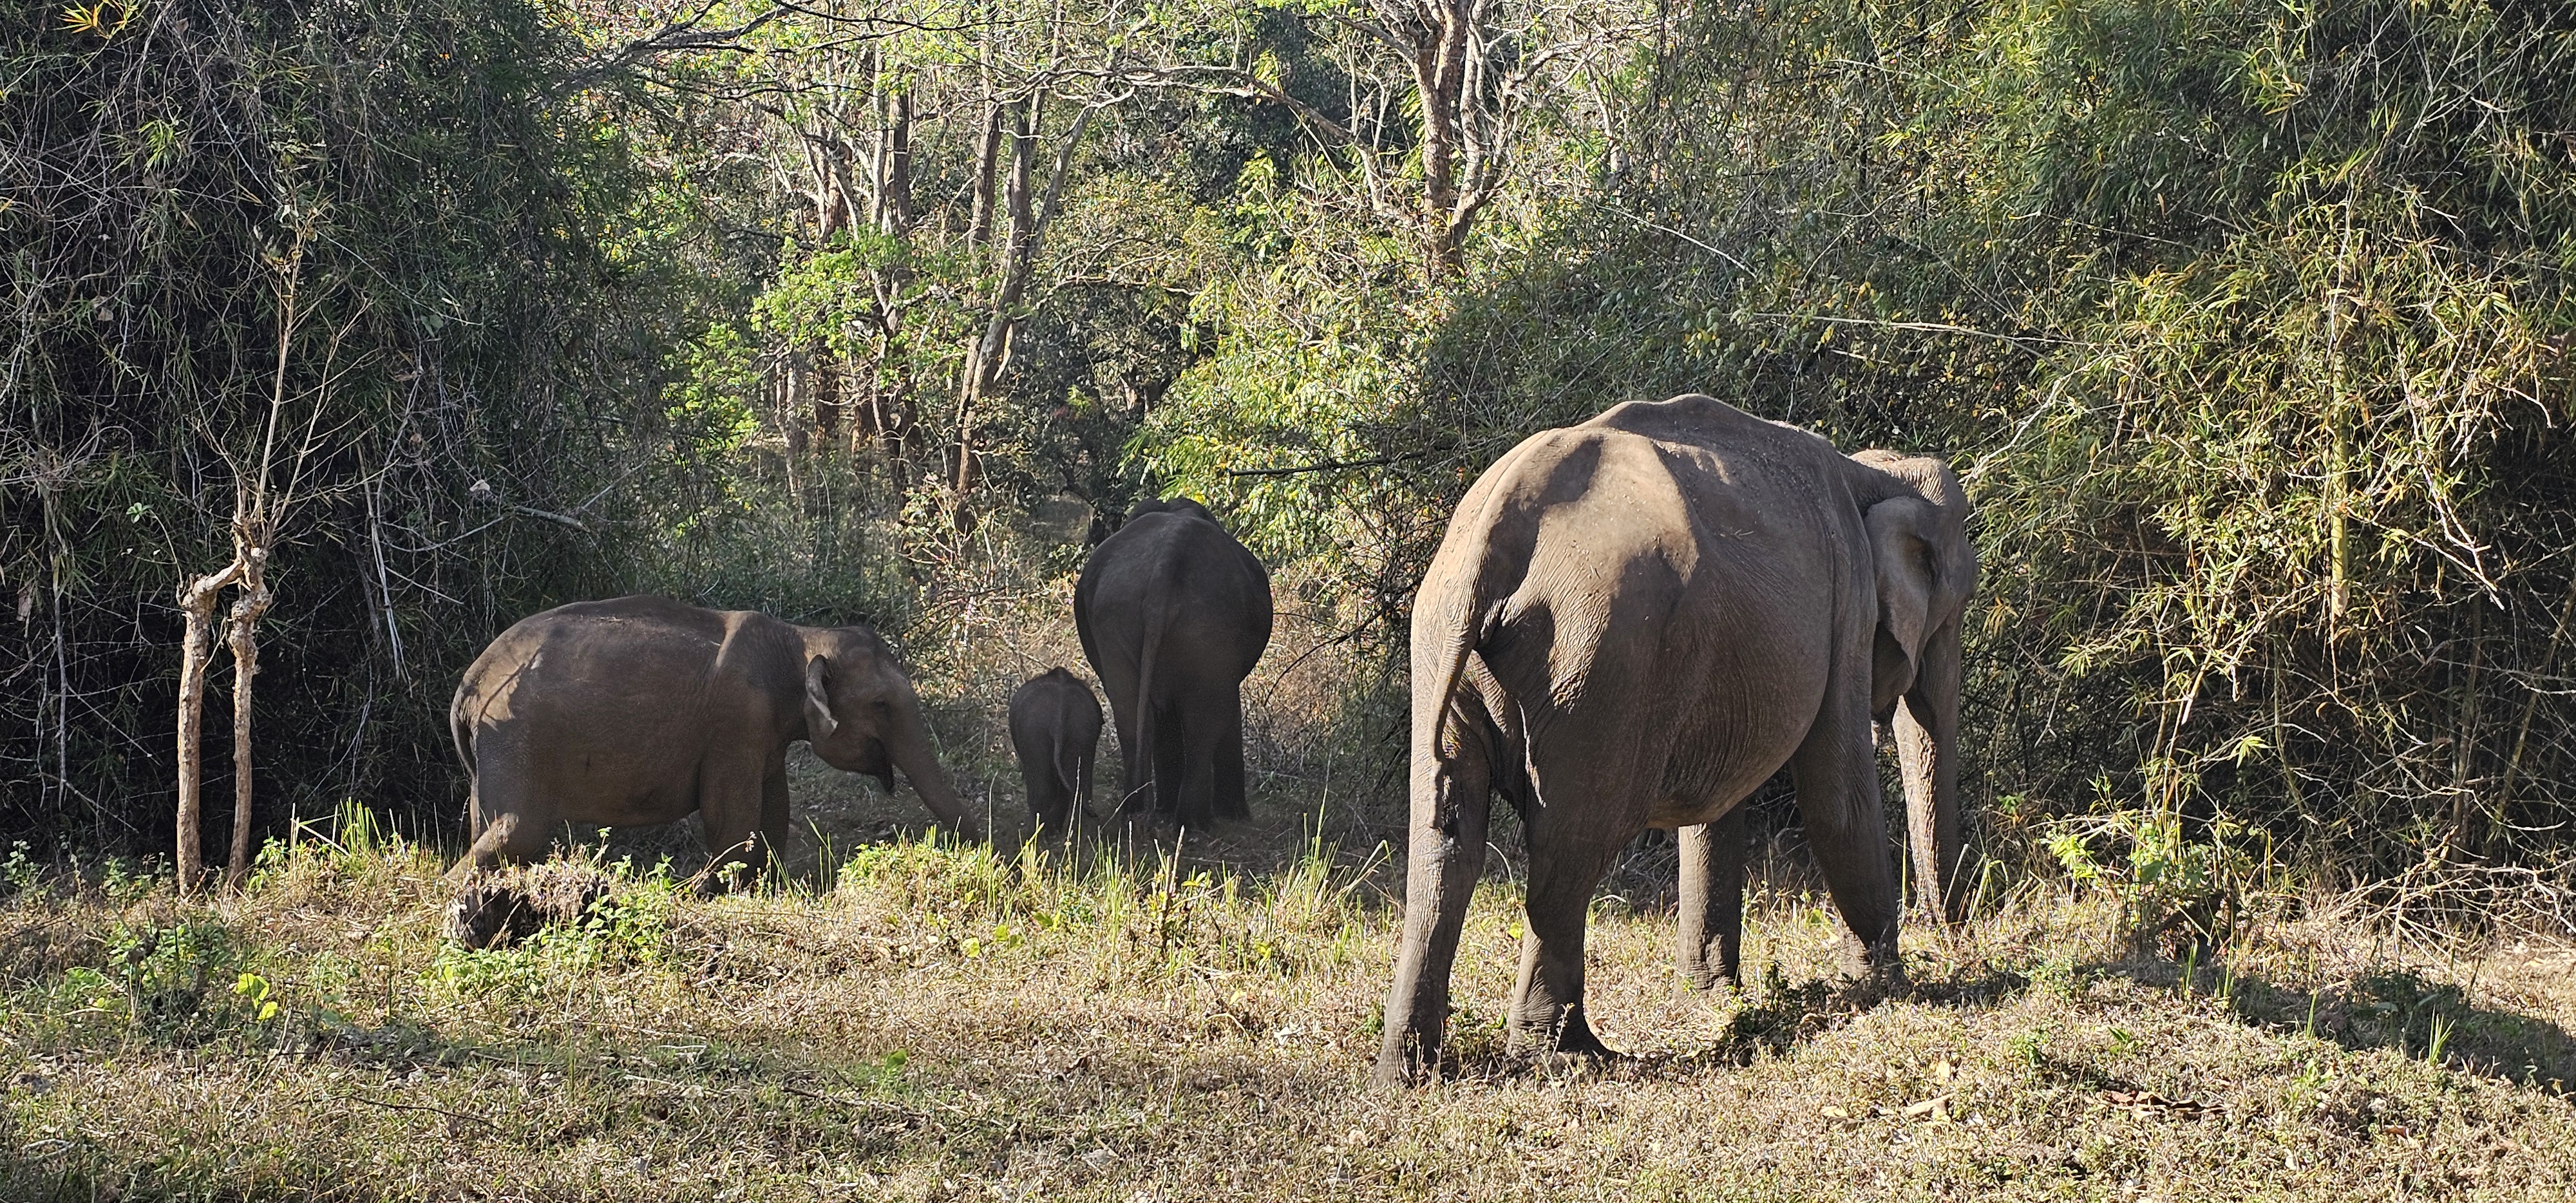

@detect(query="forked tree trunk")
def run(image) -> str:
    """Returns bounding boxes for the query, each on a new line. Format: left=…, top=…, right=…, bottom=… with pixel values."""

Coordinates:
left=956, top=86, right=1103, bottom=509
left=954, top=96, right=1043, bottom=504
left=175, top=211, right=318, bottom=895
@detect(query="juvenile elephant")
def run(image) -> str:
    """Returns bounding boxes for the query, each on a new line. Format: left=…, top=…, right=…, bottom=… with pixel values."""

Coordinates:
left=1009, top=667, right=1103, bottom=837
left=1374, top=395, right=1978, bottom=1085
left=1075, top=498, right=1273, bottom=828
left=449, top=596, right=980, bottom=880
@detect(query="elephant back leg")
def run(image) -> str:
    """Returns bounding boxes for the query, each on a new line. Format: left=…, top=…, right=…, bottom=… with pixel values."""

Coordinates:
left=1149, top=696, right=1185, bottom=829
left=451, top=732, right=555, bottom=876
left=1372, top=698, right=1496, bottom=1085
left=1170, top=680, right=1245, bottom=829
left=1156, top=693, right=1213, bottom=828
left=1105, top=703, right=1153, bottom=819
left=1676, top=804, right=1749, bottom=989
left=1510, top=703, right=1670, bottom=1056
left=1213, top=687, right=1251, bottom=821
left=1012, top=725, right=1062, bottom=831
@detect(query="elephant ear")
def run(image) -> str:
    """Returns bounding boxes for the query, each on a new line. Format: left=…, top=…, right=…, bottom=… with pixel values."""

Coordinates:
left=804, top=655, right=838, bottom=743
left=1866, top=496, right=1940, bottom=710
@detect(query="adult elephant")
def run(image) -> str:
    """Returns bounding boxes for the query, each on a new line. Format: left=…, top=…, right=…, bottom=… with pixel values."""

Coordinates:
left=1075, top=498, right=1273, bottom=829
left=1374, top=395, right=1978, bottom=1085
left=449, top=596, right=980, bottom=880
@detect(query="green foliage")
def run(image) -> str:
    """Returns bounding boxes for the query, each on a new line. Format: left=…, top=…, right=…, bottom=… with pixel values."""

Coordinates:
left=2048, top=797, right=2265, bottom=956
left=103, top=918, right=278, bottom=1043
left=430, top=874, right=676, bottom=1001
left=1144, top=0, right=2576, bottom=880
left=0, top=0, right=708, bottom=849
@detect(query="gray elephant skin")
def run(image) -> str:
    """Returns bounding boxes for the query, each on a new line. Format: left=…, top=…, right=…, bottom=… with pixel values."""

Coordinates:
left=448, top=596, right=980, bottom=879
left=1075, top=498, right=1273, bottom=828
left=1374, top=395, right=1978, bottom=1085
left=1009, top=667, right=1103, bottom=837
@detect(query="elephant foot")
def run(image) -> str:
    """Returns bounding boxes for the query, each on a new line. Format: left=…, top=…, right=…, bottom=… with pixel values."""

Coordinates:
left=1370, top=1042, right=1438, bottom=1090
left=1510, top=1004, right=1618, bottom=1061
left=1831, top=938, right=1909, bottom=1003
left=1683, top=967, right=1740, bottom=994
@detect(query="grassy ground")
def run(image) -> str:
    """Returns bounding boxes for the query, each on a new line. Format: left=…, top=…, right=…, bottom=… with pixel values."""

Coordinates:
left=1, top=793, right=2571, bottom=1202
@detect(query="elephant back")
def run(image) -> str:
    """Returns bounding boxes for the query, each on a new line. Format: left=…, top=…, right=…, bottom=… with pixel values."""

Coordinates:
left=1077, top=502, right=1272, bottom=677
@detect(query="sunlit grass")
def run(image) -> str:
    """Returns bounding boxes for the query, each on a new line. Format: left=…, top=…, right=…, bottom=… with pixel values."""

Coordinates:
left=0, top=826, right=2569, bottom=1200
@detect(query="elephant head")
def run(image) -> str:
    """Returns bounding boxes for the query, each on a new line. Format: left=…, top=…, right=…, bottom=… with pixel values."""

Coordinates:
left=1855, top=450, right=1980, bottom=924
left=801, top=628, right=978, bottom=837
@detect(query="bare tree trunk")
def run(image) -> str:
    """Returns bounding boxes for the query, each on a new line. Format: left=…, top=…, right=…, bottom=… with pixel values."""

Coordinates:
left=967, top=106, right=1003, bottom=252
left=781, top=352, right=811, bottom=460
left=225, top=528, right=273, bottom=884
left=967, top=8, right=1001, bottom=254
left=815, top=346, right=842, bottom=445
left=174, top=563, right=240, bottom=895
left=878, top=88, right=914, bottom=235
left=1414, top=0, right=1473, bottom=275
left=955, top=94, right=1044, bottom=502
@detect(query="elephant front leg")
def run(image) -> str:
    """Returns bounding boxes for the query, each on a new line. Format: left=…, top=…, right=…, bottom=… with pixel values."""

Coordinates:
left=1791, top=703, right=1905, bottom=985
left=1676, top=804, right=1748, bottom=990
left=697, top=758, right=781, bottom=892
left=1372, top=752, right=1492, bottom=1086
left=759, top=764, right=791, bottom=875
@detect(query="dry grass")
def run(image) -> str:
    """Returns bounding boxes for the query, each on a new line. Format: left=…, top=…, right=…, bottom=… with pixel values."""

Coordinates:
left=0, top=798, right=2571, bottom=1202
left=6, top=560, right=2570, bottom=1200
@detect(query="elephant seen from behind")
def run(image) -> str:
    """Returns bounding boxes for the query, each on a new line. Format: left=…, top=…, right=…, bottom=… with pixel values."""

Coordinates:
left=1009, top=667, right=1103, bottom=838
left=1374, top=395, right=1978, bottom=1085
left=449, top=596, right=981, bottom=882
left=1075, top=498, right=1273, bottom=829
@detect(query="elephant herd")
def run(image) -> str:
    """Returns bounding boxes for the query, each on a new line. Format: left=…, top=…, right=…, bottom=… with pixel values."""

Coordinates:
left=444, top=394, right=1978, bottom=1086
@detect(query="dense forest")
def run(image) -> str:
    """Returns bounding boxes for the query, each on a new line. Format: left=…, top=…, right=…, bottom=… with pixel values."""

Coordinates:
left=7, top=0, right=2576, bottom=903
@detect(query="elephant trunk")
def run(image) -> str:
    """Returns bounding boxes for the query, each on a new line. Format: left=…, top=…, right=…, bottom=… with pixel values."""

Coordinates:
left=1894, top=615, right=1970, bottom=924
left=887, top=684, right=983, bottom=840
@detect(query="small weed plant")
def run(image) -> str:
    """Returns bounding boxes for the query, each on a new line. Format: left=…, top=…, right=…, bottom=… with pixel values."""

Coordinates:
left=2049, top=790, right=2267, bottom=957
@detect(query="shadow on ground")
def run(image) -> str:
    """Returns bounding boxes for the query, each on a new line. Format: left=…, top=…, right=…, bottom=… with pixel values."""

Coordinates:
left=2095, top=957, right=2576, bottom=1094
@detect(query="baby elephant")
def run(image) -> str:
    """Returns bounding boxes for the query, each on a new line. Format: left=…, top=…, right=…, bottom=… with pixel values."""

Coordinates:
left=450, top=595, right=981, bottom=884
left=1009, top=668, right=1102, bottom=837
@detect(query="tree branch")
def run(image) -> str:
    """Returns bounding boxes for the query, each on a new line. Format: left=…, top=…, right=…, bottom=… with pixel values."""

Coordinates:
left=1226, top=450, right=1431, bottom=478
left=1119, top=64, right=1355, bottom=144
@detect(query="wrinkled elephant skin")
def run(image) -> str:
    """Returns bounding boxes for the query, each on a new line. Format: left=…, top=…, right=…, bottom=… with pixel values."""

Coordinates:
left=449, top=596, right=980, bottom=882
left=1375, top=395, right=1978, bottom=1085
left=1075, top=498, right=1273, bottom=829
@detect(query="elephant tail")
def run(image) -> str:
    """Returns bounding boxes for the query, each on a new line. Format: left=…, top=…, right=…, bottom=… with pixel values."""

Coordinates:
left=1127, top=579, right=1170, bottom=815
left=1414, top=578, right=1485, bottom=764
left=1050, top=725, right=1083, bottom=812
left=448, top=688, right=474, bottom=773
left=1412, top=470, right=1527, bottom=765
left=449, top=685, right=480, bottom=828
